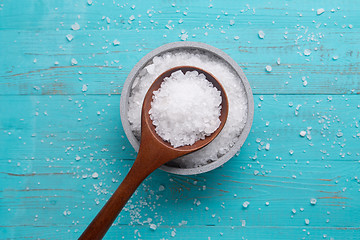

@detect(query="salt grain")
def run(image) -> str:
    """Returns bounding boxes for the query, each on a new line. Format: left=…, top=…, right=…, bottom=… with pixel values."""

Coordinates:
left=113, top=39, right=120, bottom=46
left=92, top=172, right=99, bottom=179
left=243, top=201, right=250, bottom=208
left=71, top=22, right=80, bottom=31
left=149, top=224, right=157, bottom=230
left=66, top=34, right=74, bottom=42
left=265, top=65, right=272, bottom=72
left=317, top=8, right=325, bottom=15
left=304, top=49, right=311, bottom=56
left=310, top=198, right=317, bottom=205
left=149, top=70, right=222, bottom=148
left=258, top=30, right=265, bottom=39
left=71, top=58, right=78, bottom=65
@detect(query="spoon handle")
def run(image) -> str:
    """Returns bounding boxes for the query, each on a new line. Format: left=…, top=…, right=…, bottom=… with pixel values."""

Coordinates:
left=78, top=159, right=152, bottom=240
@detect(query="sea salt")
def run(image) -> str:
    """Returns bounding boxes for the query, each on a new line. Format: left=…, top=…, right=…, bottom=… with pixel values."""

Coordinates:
left=71, top=22, right=80, bottom=31
left=71, top=58, right=78, bottom=65
left=113, top=39, right=120, bottom=46
left=265, top=65, right=272, bottom=72
left=149, top=224, right=157, bottom=230
left=258, top=30, right=265, bottom=39
left=66, top=34, right=74, bottom=42
left=317, top=8, right=325, bottom=15
left=149, top=70, right=222, bottom=148
left=128, top=50, right=248, bottom=168
left=304, top=49, right=311, bottom=56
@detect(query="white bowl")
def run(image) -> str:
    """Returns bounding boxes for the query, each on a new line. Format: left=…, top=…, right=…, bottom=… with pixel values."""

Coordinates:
left=120, top=42, right=254, bottom=175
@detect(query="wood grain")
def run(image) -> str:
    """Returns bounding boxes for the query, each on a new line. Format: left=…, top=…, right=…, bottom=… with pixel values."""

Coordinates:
left=0, top=0, right=359, bottom=239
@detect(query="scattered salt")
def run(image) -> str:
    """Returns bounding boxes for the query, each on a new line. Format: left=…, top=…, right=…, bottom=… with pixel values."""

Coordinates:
left=158, top=185, right=165, bottom=192
left=310, top=198, right=317, bottom=205
left=300, top=131, right=306, bottom=137
left=265, top=65, right=272, bottom=72
left=317, top=8, right=325, bottom=15
left=71, top=22, right=80, bottom=31
left=304, top=49, right=311, bottom=56
left=113, top=39, right=120, bottom=46
left=305, top=218, right=310, bottom=225
left=75, top=155, right=81, bottom=161
left=241, top=220, right=246, bottom=227
left=265, top=143, right=270, bottom=151
left=92, top=172, right=99, bottom=179
left=149, top=70, right=222, bottom=148
left=243, top=201, right=250, bottom=208
left=258, top=30, right=265, bottom=39
left=149, top=224, right=157, bottom=230
left=82, top=84, right=88, bottom=92
left=180, top=32, right=188, bottom=41
left=71, top=58, right=78, bottom=65
left=66, top=34, right=74, bottom=42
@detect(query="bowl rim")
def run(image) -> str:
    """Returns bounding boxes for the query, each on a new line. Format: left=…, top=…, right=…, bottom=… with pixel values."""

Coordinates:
left=120, top=41, right=254, bottom=175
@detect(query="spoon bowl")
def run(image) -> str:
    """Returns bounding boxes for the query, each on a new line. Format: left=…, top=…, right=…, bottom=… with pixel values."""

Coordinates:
left=79, top=66, right=228, bottom=240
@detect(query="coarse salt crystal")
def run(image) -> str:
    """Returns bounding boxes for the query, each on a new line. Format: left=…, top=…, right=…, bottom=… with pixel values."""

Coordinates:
left=71, top=58, right=78, bottom=65
left=258, top=30, right=265, bottom=39
left=180, top=32, right=188, bottom=41
left=113, top=39, right=120, bottom=46
left=92, top=172, right=98, bottom=179
left=300, top=131, right=306, bottom=137
left=304, top=49, right=311, bottom=56
left=66, top=34, right=74, bottom=42
left=149, top=70, right=222, bottom=148
left=243, top=201, right=250, bottom=208
left=265, top=65, right=272, bottom=72
left=71, top=22, right=80, bottom=31
left=310, top=198, right=317, bottom=205
left=149, top=224, right=157, bottom=230
left=317, top=8, right=325, bottom=15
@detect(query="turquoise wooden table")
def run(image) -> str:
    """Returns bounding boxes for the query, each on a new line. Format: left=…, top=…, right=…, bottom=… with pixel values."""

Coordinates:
left=1, top=0, right=359, bottom=239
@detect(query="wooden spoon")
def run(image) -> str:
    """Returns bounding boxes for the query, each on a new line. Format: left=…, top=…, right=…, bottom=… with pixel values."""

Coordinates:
left=79, top=66, right=229, bottom=240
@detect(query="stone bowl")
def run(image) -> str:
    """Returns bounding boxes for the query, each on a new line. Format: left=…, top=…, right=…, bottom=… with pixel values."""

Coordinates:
left=120, top=42, right=254, bottom=175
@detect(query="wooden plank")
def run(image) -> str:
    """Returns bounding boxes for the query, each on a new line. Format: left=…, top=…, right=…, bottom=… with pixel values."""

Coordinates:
left=1, top=157, right=359, bottom=239
left=1, top=28, right=359, bottom=95
left=1, top=93, right=359, bottom=239
left=0, top=0, right=359, bottom=31
left=1, top=0, right=360, bottom=239
left=1, top=95, right=358, bottom=165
